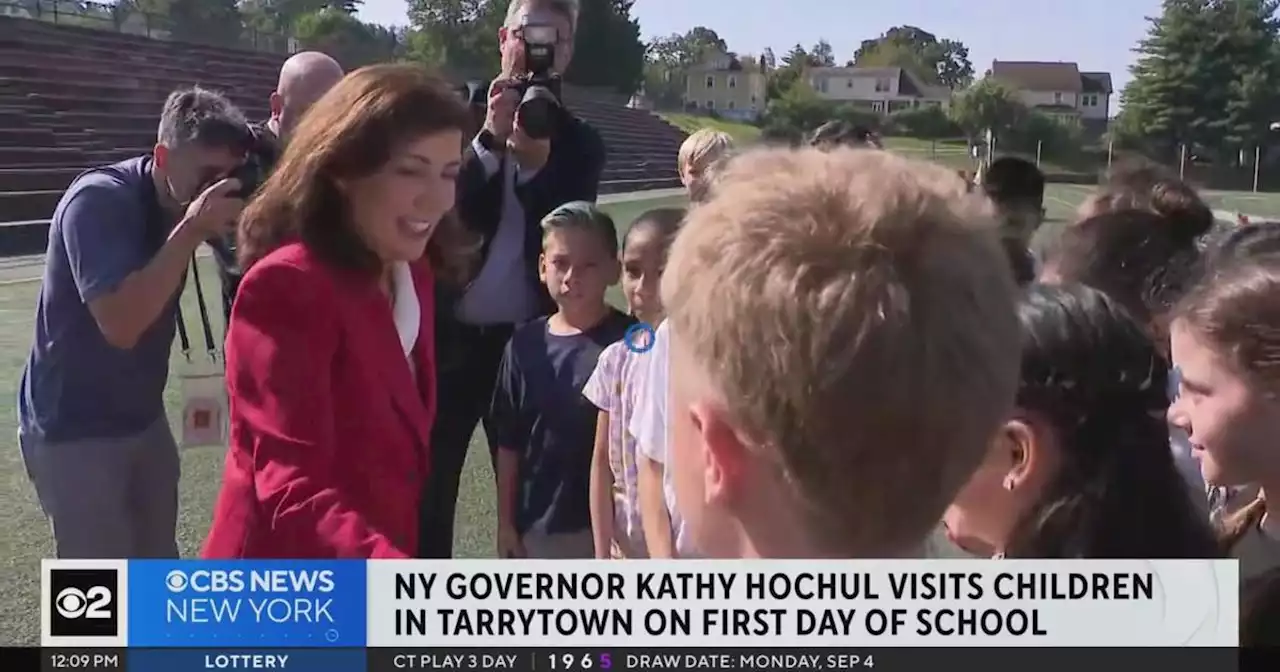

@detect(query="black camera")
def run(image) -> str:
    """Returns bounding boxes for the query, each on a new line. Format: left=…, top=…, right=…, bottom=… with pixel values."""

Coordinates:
left=227, top=123, right=274, bottom=200
left=513, top=22, right=563, bottom=140
left=227, top=154, right=265, bottom=200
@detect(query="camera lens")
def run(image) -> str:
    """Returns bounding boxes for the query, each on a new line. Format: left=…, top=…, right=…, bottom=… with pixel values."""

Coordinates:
left=517, top=86, right=559, bottom=140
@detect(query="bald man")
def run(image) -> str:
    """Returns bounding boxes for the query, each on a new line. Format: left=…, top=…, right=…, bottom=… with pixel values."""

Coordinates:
left=266, top=51, right=345, bottom=142
left=206, top=52, right=344, bottom=324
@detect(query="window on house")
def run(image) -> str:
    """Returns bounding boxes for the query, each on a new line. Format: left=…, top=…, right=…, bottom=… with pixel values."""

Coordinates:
left=706, top=75, right=714, bottom=89
left=727, top=100, right=736, bottom=109
left=875, top=77, right=891, bottom=92
left=818, top=79, right=828, bottom=93
left=707, top=100, right=715, bottom=109
left=728, top=76, right=737, bottom=88
left=1054, top=92, right=1063, bottom=104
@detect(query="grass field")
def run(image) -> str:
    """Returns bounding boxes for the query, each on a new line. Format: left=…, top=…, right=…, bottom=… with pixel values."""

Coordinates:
left=3, top=183, right=1280, bottom=645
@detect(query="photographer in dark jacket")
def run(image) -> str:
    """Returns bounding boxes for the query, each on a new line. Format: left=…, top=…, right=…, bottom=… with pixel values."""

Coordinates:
left=207, top=52, right=344, bottom=321
left=420, top=0, right=606, bottom=557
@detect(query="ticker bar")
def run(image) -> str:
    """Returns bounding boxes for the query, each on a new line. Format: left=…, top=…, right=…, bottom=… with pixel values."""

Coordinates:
left=366, top=647, right=1239, bottom=672
left=7, top=647, right=1243, bottom=672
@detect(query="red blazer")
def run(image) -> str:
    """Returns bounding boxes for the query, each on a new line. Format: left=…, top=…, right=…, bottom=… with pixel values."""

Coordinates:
left=202, top=242, right=436, bottom=559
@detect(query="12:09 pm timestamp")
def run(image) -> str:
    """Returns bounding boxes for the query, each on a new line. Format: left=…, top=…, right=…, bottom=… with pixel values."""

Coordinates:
left=46, top=652, right=121, bottom=670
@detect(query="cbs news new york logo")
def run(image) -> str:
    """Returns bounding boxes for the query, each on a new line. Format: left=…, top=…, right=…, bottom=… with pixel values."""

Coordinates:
left=42, top=560, right=128, bottom=646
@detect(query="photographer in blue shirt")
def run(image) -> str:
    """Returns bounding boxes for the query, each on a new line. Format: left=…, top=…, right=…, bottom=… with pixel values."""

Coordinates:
left=18, top=88, right=251, bottom=558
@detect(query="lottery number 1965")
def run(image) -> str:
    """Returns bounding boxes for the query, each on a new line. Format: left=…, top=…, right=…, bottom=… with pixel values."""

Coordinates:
left=547, top=653, right=610, bottom=669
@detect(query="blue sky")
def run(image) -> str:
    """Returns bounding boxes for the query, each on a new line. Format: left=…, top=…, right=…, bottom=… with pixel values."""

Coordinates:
left=358, top=0, right=1159, bottom=95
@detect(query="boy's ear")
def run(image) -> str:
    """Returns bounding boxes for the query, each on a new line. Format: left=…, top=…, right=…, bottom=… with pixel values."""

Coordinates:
left=696, top=400, right=749, bottom=507
left=538, top=252, right=548, bottom=284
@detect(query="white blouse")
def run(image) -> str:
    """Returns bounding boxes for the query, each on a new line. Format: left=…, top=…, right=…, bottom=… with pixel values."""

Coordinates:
left=390, top=262, right=420, bottom=378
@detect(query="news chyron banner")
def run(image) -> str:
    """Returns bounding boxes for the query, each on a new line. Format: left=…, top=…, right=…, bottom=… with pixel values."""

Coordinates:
left=42, top=559, right=1240, bottom=672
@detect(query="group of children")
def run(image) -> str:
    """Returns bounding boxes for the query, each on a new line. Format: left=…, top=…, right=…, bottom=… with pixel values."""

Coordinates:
left=483, top=122, right=1280, bottom=643
left=489, top=128, right=734, bottom=559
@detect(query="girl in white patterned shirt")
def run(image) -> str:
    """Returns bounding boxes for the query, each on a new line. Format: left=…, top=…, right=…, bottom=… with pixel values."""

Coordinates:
left=584, top=208, right=685, bottom=559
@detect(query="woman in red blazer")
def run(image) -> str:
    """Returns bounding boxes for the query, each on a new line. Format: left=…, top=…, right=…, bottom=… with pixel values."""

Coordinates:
left=202, top=64, right=476, bottom=559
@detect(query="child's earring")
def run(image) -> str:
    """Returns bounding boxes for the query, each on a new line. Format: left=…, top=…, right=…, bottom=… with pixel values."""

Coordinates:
left=1002, top=478, right=1015, bottom=491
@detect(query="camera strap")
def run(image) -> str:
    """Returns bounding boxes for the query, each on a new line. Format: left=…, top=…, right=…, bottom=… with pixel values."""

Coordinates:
left=127, top=156, right=215, bottom=364
left=175, top=253, right=219, bottom=364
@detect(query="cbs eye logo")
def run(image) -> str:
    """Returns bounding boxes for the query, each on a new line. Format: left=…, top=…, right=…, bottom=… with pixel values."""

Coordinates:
left=49, top=568, right=118, bottom=637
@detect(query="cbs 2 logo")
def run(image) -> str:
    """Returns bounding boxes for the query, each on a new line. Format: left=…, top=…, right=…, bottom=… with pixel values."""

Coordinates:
left=55, top=585, right=113, bottom=619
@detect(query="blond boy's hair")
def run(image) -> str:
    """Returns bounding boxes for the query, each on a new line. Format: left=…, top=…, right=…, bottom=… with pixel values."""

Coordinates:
left=662, top=147, right=1022, bottom=556
left=677, top=129, right=734, bottom=175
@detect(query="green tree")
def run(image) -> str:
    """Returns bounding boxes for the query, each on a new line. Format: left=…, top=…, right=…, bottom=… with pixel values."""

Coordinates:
left=1116, top=0, right=1280, bottom=162
left=764, top=44, right=810, bottom=100
left=1219, top=0, right=1280, bottom=157
left=293, top=8, right=398, bottom=68
left=890, top=105, right=962, bottom=139
left=760, top=79, right=830, bottom=141
left=852, top=25, right=973, bottom=89
left=948, top=77, right=1025, bottom=139
left=808, top=39, right=836, bottom=67
left=405, top=0, right=498, bottom=76
left=564, top=0, right=645, bottom=92
left=168, top=0, right=242, bottom=45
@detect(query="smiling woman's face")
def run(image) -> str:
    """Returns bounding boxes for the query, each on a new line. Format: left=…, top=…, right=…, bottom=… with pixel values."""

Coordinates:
left=339, top=130, right=463, bottom=264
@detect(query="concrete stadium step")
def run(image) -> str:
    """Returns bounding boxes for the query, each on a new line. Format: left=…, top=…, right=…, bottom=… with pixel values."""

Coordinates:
left=0, top=16, right=686, bottom=238
left=0, top=190, right=61, bottom=222
left=0, top=49, right=278, bottom=89
left=0, top=146, right=95, bottom=165
left=0, top=127, right=57, bottom=147
left=8, top=36, right=280, bottom=77
left=0, top=167, right=81, bottom=192
left=1, top=73, right=273, bottom=103
left=10, top=19, right=287, bottom=68
left=0, top=147, right=139, bottom=168
left=33, top=93, right=266, bottom=119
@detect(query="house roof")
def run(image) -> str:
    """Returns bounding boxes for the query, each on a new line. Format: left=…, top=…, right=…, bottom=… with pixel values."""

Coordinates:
left=1081, top=72, right=1113, bottom=94
left=807, top=65, right=949, bottom=100
left=991, top=61, right=1085, bottom=93
left=809, top=65, right=900, bottom=78
left=688, top=50, right=759, bottom=72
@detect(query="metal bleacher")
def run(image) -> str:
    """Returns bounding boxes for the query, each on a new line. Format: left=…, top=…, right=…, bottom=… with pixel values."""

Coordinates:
left=0, top=14, right=687, bottom=257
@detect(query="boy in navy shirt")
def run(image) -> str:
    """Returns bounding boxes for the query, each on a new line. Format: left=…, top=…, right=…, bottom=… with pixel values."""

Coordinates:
left=491, top=201, right=635, bottom=558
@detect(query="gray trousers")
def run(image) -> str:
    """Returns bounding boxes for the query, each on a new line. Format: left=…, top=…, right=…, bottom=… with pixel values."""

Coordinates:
left=20, top=417, right=180, bottom=558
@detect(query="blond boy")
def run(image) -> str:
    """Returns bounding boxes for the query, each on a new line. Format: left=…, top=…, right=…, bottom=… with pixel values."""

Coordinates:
left=659, top=147, right=1022, bottom=558
left=677, top=129, right=734, bottom=203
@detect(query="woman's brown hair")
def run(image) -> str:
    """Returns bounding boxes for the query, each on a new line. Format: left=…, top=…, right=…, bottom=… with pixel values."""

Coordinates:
left=238, top=63, right=478, bottom=283
left=1173, top=257, right=1280, bottom=551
